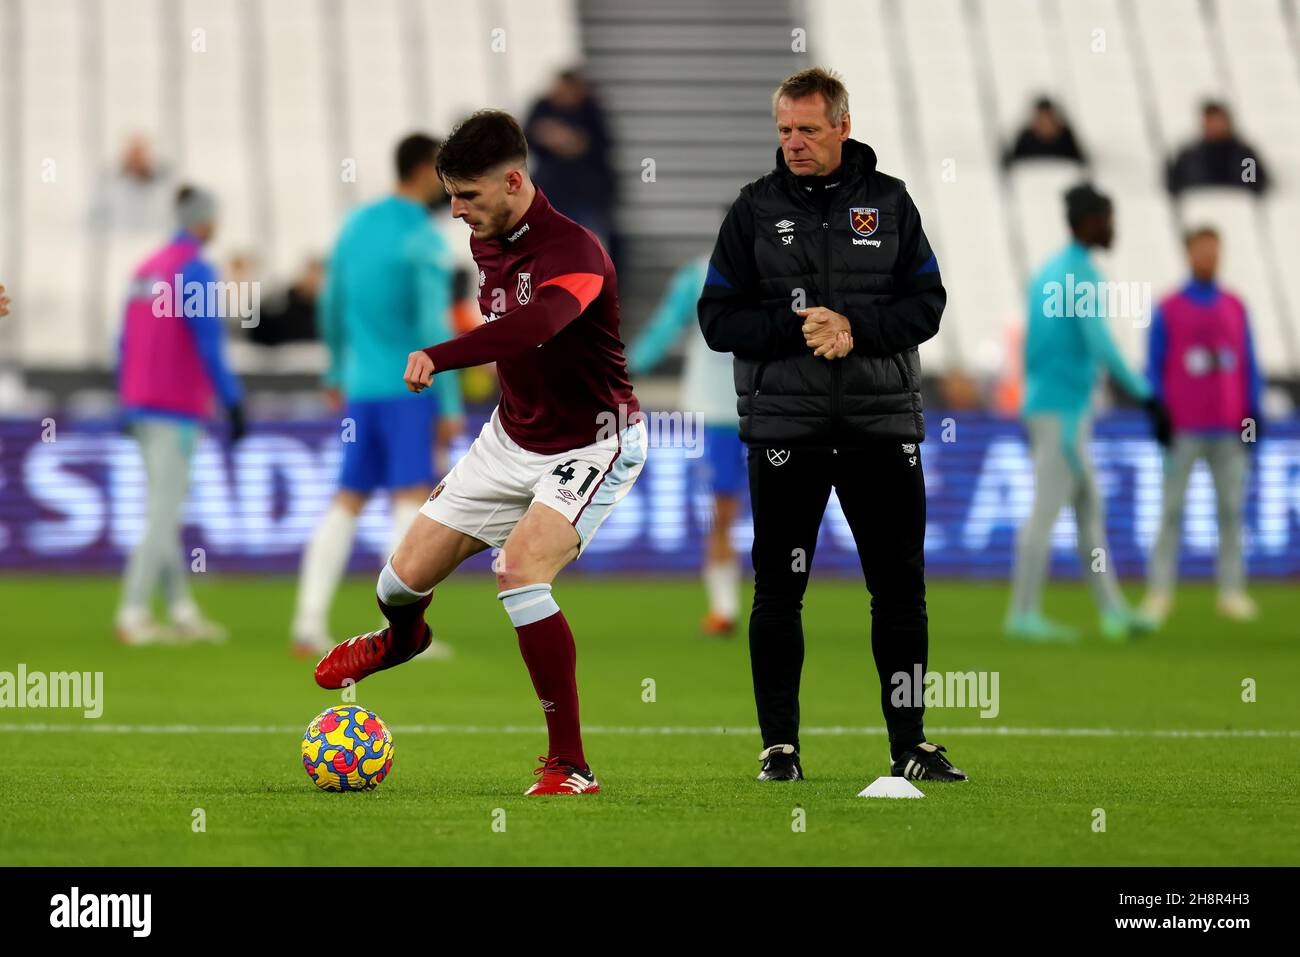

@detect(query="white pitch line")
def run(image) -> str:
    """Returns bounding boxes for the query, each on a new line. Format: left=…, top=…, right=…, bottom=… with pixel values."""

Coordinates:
left=0, top=723, right=1297, bottom=739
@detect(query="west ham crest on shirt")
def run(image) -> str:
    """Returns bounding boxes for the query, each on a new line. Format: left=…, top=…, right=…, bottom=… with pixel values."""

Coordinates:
left=516, top=272, right=532, bottom=305
left=850, top=207, right=879, bottom=238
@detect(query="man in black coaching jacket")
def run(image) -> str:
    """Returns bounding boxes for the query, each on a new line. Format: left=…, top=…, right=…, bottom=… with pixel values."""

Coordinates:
left=698, top=67, right=967, bottom=784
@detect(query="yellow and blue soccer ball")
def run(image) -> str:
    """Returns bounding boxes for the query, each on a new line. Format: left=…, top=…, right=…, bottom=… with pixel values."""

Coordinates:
left=301, top=705, right=394, bottom=792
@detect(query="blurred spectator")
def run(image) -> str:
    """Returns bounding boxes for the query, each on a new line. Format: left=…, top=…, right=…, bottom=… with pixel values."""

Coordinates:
left=90, top=134, right=175, bottom=232
left=1166, top=101, right=1268, bottom=196
left=0, top=283, right=9, bottom=318
left=1142, top=227, right=1261, bottom=625
left=1003, top=97, right=1086, bottom=168
left=248, top=257, right=323, bottom=346
left=524, top=69, right=615, bottom=244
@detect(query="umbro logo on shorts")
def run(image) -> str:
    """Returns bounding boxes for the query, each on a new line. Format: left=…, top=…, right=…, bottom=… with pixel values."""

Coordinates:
left=767, top=449, right=790, bottom=467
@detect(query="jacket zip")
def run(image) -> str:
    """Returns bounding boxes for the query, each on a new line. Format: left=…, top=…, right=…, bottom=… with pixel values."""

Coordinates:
left=822, top=218, right=840, bottom=424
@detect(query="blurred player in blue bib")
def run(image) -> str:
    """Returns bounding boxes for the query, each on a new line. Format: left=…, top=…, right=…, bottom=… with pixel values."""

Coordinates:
left=290, top=134, right=463, bottom=657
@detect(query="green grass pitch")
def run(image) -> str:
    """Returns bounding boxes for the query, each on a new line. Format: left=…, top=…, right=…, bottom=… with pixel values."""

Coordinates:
left=0, top=574, right=1297, bottom=866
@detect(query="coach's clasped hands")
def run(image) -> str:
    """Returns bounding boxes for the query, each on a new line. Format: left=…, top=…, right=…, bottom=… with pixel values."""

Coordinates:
left=404, top=351, right=436, bottom=393
left=798, top=307, right=854, bottom=360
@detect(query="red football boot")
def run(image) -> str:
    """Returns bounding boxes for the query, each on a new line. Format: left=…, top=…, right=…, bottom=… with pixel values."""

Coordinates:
left=524, top=755, right=601, bottom=796
left=314, top=594, right=432, bottom=689
left=700, top=611, right=736, bottom=637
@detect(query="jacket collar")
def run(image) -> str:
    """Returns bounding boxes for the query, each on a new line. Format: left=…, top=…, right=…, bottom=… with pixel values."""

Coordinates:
left=774, top=137, right=878, bottom=182
left=774, top=138, right=877, bottom=209
left=1183, top=277, right=1220, bottom=305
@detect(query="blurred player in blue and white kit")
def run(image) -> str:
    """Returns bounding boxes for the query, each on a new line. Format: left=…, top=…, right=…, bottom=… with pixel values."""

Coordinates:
left=1007, top=184, right=1167, bottom=642
left=290, top=134, right=464, bottom=657
left=628, top=249, right=746, bottom=635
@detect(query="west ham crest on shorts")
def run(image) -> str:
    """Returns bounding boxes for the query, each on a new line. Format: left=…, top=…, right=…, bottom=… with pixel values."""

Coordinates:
left=516, top=272, right=532, bottom=305
left=850, top=207, right=879, bottom=238
left=767, top=448, right=790, bottom=467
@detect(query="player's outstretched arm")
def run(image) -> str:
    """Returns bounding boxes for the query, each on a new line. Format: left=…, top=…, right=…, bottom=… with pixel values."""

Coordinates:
left=417, top=276, right=601, bottom=374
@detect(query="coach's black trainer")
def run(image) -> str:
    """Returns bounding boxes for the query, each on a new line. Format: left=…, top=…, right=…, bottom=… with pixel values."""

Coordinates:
left=891, top=742, right=968, bottom=782
left=757, top=744, right=803, bottom=781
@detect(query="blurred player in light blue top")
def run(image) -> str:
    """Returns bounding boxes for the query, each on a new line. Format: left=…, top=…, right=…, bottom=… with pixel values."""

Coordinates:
left=291, top=134, right=464, bottom=656
left=1007, top=184, right=1167, bottom=643
left=628, top=251, right=746, bottom=635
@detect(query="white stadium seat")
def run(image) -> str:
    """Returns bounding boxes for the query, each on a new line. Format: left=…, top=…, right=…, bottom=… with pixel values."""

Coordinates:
left=978, top=0, right=1067, bottom=143
left=339, top=0, right=417, bottom=204
left=1009, top=161, right=1086, bottom=274
left=18, top=0, right=95, bottom=367
left=180, top=0, right=259, bottom=258
left=1133, top=0, right=1224, bottom=148
left=260, top=0, right=340, bottom=281
left=895, top=0, right=1020, bottom=372
left=1054, top=0, right=1158, bottom=185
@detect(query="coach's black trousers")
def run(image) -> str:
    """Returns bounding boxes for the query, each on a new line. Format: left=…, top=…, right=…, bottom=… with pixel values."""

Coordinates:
left=747, top=440, right=928, bottom=759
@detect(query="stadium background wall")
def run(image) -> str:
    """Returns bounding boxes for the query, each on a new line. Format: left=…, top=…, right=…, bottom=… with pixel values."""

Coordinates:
left=1, top=412, right=1297, bottom=577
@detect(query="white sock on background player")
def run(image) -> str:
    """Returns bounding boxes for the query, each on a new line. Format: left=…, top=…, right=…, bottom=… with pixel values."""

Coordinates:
left=703, top=559, right=740, bottom=621
left=387, top=497, right=422, bottom=561
left=292, top=502, right=358, bottom=646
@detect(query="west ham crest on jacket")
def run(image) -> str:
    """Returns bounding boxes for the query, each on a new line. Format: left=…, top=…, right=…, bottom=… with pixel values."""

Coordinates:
left=516, top=272, right=532, bottom=305
left=850, top=207, right=879, bottom=238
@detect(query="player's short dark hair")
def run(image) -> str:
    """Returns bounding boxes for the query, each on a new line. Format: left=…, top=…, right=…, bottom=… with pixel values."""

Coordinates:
left=1184, top=225, right=1220, bottom=245
left=395, top=133, right=441, bottom=182
left=436, top=110, right=528, bottom=182
left=1064, top=182, right=1112, bottom=230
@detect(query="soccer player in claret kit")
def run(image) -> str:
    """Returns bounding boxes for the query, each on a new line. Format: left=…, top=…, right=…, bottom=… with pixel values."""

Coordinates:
left=313, top=110, right=647, bottom=796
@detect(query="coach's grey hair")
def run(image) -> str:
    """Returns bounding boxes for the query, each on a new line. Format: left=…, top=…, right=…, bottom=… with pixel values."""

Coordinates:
left=772, top=67, right=850, bottom=126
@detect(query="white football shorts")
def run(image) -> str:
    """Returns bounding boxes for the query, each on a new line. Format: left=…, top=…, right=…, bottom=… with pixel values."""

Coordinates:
left=419, top=407, right=648, bottom=554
